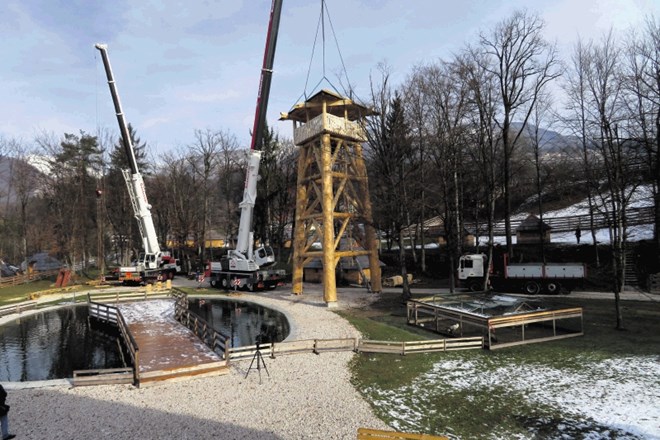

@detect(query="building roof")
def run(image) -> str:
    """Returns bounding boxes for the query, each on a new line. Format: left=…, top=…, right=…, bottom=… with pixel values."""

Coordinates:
left=517, top=214, right=552, bottom=232
left=280, top=89, right=376, bottom=123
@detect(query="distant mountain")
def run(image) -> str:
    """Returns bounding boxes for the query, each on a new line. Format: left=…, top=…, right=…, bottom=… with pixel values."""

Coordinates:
left=0, top=156, right=45, bottom=207
left=510, top=122, right=580, bottom=154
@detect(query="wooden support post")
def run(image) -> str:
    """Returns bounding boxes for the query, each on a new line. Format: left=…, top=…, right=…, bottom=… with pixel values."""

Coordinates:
left=354, top=142, right=381, bottom=293
left=291, top=145, right=309, bottom=296
left=321, top=133, right=337, bottom=306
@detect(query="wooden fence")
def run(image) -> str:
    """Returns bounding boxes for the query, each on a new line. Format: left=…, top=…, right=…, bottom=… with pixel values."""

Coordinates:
left=86, top=296, right=140, bottom=384
left=0, top=300, right=38, bottom=317
left=72, top=368, right=134, bottom=386
left=174, top=303, right=231, bottom=360
left=0, top=269, right=61, bottom=289
left=480, top=206, right=654, bottom=236
left=229, top=336, right=483, bottom=360
left=358, top=337, right=484, bottom=355
left=87, top=288, right=170, bottom=304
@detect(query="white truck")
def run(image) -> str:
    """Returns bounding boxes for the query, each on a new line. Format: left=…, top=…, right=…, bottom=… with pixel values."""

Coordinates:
left=96, top=43, right=178, bottom=285
left=458, top=253, right=586, bottom=295
left=205, top=0, right=286, bottom=292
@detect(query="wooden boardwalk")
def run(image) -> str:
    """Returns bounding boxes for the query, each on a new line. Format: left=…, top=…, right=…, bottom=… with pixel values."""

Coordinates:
left=118, top=300, right=228, bottom=386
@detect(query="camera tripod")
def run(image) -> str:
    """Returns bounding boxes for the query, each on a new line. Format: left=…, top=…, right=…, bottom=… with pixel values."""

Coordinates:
left=245, top=342, right=270, bottom=383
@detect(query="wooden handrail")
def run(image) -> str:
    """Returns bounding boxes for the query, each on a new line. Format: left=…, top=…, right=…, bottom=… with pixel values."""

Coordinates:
left=87, top=294, right=140, bottom=383
left=173, top=296, right=232, bottom=360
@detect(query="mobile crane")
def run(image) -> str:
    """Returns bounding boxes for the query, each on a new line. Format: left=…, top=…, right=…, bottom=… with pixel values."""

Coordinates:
left=206, top=0, right=285, bottom=291
left=95, top=43, right=180, bottom=284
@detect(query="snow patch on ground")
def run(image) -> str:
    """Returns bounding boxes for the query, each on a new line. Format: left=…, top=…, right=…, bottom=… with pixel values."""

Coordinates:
left=367, top=355, right=660, bottom=439
left=118, top=299, right=174, bottom=323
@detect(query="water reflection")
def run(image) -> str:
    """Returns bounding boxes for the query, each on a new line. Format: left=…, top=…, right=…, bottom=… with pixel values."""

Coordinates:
left=0, top=305, right=125, bottom=382
left=0, top=299, right=289, bottom=382
left=188, top=298, right=289, bottom=347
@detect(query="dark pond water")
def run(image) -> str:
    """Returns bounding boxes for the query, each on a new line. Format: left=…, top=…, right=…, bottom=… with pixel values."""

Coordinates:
left=188, top=298, right=290, bottom=347
left=0, top=305, right=125, bottom=382
left=0, top=299, right=290, bottom=382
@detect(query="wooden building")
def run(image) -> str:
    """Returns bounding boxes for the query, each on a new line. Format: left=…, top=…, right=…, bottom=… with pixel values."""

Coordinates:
left=516, top=214, right=552, bottom=244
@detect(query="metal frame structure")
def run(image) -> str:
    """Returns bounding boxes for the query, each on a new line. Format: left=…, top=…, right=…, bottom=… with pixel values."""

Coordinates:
left=407, top=294, right=583, bottom=350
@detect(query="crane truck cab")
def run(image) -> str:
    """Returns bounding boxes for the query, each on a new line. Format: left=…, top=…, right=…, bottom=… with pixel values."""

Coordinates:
left=255, top=245, right=275, bottom=267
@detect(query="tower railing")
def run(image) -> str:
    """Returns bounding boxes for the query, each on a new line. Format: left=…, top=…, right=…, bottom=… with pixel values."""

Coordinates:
left=293, top=112, right=366, bottom=144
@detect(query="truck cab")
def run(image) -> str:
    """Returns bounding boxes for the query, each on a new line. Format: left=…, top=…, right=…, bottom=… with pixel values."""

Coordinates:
left=458, top=254, right=486, bottom=280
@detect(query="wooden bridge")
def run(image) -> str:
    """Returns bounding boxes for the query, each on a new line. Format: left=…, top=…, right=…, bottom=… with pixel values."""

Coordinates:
left=85, top=297, right=228, bottom=387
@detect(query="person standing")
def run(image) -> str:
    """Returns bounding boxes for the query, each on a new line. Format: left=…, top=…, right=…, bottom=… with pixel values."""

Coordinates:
left=0, top=384, right=15, bottom=440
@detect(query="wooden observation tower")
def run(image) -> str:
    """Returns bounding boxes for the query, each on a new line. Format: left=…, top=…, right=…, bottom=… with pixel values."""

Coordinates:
left=280, top=89, right=382, bottom=306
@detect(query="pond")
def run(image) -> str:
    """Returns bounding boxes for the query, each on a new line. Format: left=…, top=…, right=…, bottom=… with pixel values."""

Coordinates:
left=0, top=298, right=290, bottom=382
left=0, top=305, right=125, bottom=382
left=187, top=297, right=290, bottom=347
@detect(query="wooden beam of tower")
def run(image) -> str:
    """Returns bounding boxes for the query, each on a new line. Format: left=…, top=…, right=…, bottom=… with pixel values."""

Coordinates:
left=291, top=143, right=310, bottom=295
left=321, top=132, right=338, bottom=304
left=355, top=141, right=381, bottom=292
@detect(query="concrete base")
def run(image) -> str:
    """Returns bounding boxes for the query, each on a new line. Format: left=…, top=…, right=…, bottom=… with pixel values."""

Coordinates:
left=325, top=301, right=338, bottom=309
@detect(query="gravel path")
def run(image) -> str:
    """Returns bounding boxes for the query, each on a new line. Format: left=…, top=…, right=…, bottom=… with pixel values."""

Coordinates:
left=3, top=286, right=389, bottom=439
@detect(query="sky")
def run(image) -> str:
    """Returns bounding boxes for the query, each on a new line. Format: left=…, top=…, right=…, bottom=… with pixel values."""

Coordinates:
left=1, top=0, right=659, bottom=158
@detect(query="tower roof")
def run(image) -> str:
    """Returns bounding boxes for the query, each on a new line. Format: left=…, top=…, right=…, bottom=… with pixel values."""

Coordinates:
left=280, top=89, right=376, bottom=123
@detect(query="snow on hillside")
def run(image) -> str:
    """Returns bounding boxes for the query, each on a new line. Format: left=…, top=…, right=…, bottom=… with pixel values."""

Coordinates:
left=480, top=185, right=655, bottom=245
left=26, top=154, right=52, bottom=175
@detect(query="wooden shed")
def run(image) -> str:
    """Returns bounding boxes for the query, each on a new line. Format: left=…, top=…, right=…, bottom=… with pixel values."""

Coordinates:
left=404, top=216, right=475, bottom=247
left=516, top=214, right=552, bottom=244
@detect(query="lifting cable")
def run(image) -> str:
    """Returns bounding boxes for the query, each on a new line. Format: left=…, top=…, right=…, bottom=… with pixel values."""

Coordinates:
left=294, top=0, right=358, bottom=111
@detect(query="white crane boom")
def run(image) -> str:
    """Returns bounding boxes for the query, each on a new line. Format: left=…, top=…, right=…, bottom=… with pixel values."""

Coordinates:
left=95, top=43, right=162, bottom=270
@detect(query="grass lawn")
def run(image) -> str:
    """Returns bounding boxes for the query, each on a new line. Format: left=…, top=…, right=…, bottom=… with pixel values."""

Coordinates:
left=0, top=271, right=101, bottom=306
left=338, top=291, right=660, bottom=439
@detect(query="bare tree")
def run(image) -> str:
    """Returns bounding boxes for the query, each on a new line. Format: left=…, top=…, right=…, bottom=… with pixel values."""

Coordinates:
left=459, top=48, right=503, bottom=290
left=364, top=64, right=416, bottom=299
left=416, top=60, right=471, bottom=290
left=583, top=31, right=645, bottom=329
left=215, top=131, right=241, bottom=253
left=402, top=65, right=432, bottom=273
left=258, top=135, right=298, bottom=261
left=625, top=16, right=660, bottom=270
left=189, top=129, right=221, bottom=264
left=478, top=10, right=561, bottom=257
left=527, top=93, right=555, bottom=263
left=562, top=39, right=602, bottom=266
left=7, top=140, right=41, bottom=265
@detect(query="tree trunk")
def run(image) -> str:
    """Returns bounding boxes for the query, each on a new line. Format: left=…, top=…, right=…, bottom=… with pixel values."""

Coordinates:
left=399, top=231, right=411, bottom=300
